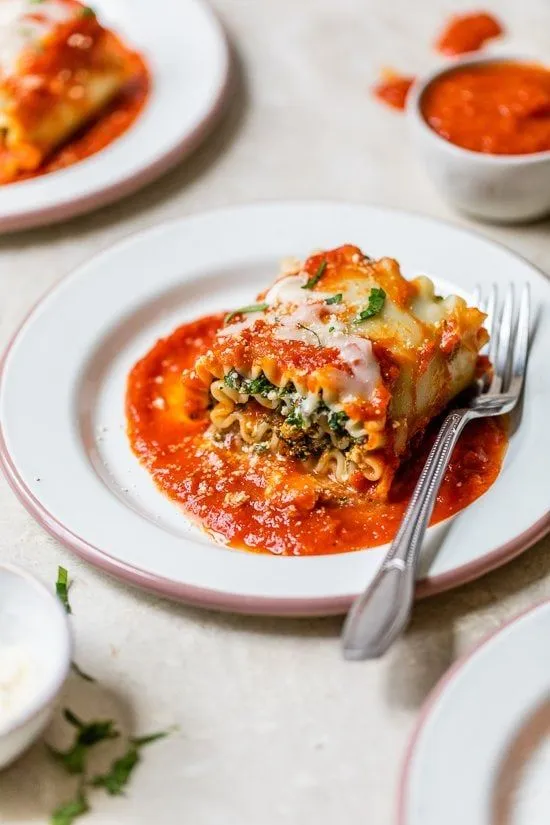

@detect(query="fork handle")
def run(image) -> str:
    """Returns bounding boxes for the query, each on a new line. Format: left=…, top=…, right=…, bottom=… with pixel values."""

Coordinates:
left=342, top=409, right=472, bottom=660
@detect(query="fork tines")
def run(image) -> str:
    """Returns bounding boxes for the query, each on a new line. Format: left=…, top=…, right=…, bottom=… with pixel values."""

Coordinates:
left=474, top=283, right=530, bottom=397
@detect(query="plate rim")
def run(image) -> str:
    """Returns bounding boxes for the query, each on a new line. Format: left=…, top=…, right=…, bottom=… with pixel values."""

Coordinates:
left=397, top=598, right=550, bottom=824
left=1, top=201, right=549, bottom=615
left=0, top=0, right=231, bottom=233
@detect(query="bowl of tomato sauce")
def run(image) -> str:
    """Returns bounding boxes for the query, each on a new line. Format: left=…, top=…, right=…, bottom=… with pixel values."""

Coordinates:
left=408, top=55, right=550, bottom=222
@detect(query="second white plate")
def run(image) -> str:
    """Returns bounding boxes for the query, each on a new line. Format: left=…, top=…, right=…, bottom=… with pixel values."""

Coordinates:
left=0, top=0, right=230, bottom=232
left=0, top=202, right=549, bottom=613
left=399, top=600, right=550, bottom=825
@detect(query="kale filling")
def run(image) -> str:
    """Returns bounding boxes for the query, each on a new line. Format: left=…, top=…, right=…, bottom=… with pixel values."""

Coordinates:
left=222, top=370, right=352, bottom=445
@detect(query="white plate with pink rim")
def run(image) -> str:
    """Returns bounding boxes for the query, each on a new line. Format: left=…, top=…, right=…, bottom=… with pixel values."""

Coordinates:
left=0, top=0, right=230, bottom=233
left=399, top=599, right=550, bottom=825
left=0, top=202, right=549, bottom=615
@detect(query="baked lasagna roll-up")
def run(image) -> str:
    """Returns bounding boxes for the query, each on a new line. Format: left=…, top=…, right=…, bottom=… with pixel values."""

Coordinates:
left=0, top=0, right=140, bottom=182
left=194, top=245, right=488, bottom=498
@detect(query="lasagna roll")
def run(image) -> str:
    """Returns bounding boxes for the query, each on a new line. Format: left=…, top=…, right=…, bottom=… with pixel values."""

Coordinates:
left=193, top=245, right=488, bottom=498
left=0, top=0, right=140, bottom=182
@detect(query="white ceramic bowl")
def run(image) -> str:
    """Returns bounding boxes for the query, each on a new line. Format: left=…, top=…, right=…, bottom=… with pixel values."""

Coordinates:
left=408, top=55, right=550, bottom=223
left=0, top=564, right=71, bottom=770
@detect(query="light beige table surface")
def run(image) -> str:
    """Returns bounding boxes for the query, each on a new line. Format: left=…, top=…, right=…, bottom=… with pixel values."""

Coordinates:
left=0, top=0, right=549, bottom=822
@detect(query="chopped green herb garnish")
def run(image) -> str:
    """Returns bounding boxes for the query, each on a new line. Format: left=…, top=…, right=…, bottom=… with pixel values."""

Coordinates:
left=302, top=260, right=327, bottom=290
left=91, top=747, right=139, bottom=796
left=91, top=729, right=172, bottom=796
left=50, top=793, right=89, bottom=825
left=225, top=303, right=268, bottom=325
left=253, top=443, right=269, bottom=454
left=131, top=729, right=173, bottom=747
left=328, top=410, right=349, bottom=432
left=64, top=709, right=84, bottom=729
left=434, top=294, right=443, bottom=302
left=286, top=409, right=304, bottom=429
left=326, top=293, right=342, bottom=305
left=71, top=661, right=95, bottom=683
left=48, top=711, right=119, bottom=775
left=328, top=326, right=335, bottom=333
left=355, top=287, right=386, bottom=323
left=223, top=369, right=241, bottom=390
left=56, top=566, right=71, bottom=614
left=79, top=5, right=96, bottom=17
left=296, top=322, right=322, bottom=348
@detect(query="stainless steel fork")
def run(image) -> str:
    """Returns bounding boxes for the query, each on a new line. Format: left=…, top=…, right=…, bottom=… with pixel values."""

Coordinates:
left=341, top=283, right=530, bottom=661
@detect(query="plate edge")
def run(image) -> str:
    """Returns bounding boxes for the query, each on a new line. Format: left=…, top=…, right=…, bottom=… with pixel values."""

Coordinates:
left=396, top=598, right=550, bottom=825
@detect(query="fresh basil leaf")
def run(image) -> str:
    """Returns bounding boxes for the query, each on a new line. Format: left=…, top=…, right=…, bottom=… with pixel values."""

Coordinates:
left=48, top=713, right=120, bottom=775
left=302, top=261, right=327, bottom=290
left=91, top=729, right=171, bottom=796
left=326, top=293, right=342, bottom=305
left=47, top=743, right=87, bottom=776
left=130, top=730, right=172, bottom=747
left=55, top=566, right=71, bottom=614
left=356, top=288, right=386, bottom=322
left=224, top=303, right=268, bottom=325
left=91, top=747, right=140, bottom=796
left=50, top=793, right=89, bottom=825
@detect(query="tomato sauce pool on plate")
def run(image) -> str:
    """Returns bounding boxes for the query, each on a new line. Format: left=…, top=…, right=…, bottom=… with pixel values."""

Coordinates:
left=422, top=61, right=550, bottom=155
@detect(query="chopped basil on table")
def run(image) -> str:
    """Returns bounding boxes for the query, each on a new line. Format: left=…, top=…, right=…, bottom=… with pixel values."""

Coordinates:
left=55, top=566, right=72, bottom=613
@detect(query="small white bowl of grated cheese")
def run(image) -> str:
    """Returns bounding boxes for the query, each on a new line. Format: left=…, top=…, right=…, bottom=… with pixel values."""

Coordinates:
left=0, top=564, right=71, bottom=769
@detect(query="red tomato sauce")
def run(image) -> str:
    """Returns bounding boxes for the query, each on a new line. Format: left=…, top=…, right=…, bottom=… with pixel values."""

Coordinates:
left=11, top=53, right=150, bottom=182
left=436, top=12, right=503, bottom=56
left=126, top=316, right=508, bottom=557
left=422, top=61, right=550, bottom=155
left=373, top=72, right=415, bottom=111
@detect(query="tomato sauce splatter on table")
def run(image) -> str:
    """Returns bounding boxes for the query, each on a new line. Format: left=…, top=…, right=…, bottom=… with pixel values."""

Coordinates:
left=422, top=61, right=550, bottom=155
left=373, top=11, right=504, bottom=112
left=435, top=11, right=503, bottom=57
left=372, top=72, right=415, bottom=111
left=126, top=315, right=508, bottom=557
